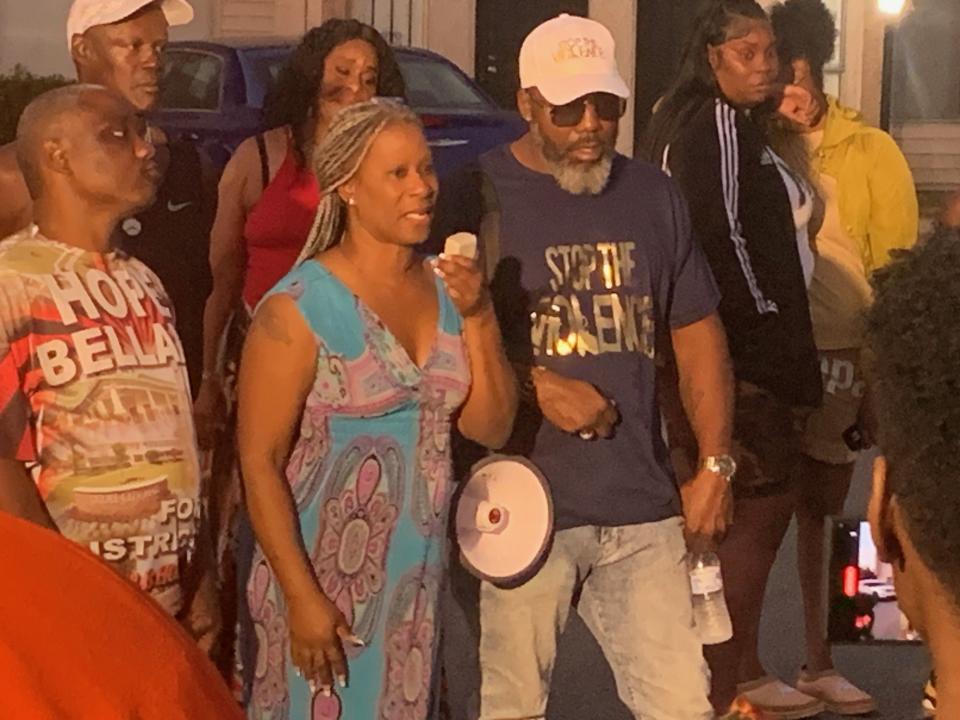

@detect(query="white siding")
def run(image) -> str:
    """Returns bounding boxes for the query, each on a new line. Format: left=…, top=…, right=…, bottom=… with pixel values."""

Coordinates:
left=893, top=122, right=960, bottom=190
left=217, top=0, right=283, bottom=36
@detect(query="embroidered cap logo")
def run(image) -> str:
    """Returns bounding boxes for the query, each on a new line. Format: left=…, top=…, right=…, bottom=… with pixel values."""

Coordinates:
left=553, top=37, right=605, bottom=64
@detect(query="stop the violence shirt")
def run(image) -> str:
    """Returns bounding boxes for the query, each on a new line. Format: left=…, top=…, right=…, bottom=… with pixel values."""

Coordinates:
left=0, top=227, right=201, bottom=615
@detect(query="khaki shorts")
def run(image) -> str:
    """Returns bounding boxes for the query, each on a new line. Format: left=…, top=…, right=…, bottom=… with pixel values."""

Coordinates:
left=801, top=349, right=866, bottom=465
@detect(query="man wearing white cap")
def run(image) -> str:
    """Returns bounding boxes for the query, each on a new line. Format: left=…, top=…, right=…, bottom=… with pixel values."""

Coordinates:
left=0, top=0, right=213, bottom=398
left=431, top=13, right=733, bottom=720
left=0, top=0, right=220, bottom=656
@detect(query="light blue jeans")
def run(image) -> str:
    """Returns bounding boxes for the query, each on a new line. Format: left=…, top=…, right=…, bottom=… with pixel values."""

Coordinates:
left=477, top=516, right=712, bottom=720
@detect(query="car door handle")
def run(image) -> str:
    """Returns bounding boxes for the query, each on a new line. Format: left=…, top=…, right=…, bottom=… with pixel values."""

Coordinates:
left=429, top=138, right=470, bottom=148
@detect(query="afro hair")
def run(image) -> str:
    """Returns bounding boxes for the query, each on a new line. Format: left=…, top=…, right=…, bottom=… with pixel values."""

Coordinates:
left=770, top=0, right=838, bottom=85
left=865, top=230, right=960, bottom=612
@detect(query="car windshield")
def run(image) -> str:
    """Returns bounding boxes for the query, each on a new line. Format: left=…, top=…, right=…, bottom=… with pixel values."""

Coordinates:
left=242, top=48, right=490, bottom=113
left=159, top=50, right=223, bottom=111
left=398, top=55, right=490, bottom=111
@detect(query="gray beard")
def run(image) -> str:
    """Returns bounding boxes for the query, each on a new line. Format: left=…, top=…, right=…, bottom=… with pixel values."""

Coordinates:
left=531, top=122, right=614, bottom=196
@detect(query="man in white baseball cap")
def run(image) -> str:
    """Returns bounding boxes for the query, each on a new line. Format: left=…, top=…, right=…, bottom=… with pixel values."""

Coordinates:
left=519, top=12, right=630, bottom=108
left=434, top=12, right=730, bottom=720
left=67, top=0, right=194, bottom=112
left=1, top=0, right=197, bottom=237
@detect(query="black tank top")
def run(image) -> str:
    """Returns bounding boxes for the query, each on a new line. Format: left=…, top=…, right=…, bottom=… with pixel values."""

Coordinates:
left=116, top=141, right=214, bottom=396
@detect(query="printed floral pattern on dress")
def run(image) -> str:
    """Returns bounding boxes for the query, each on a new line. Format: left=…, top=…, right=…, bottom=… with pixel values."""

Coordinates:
left=248, top=556, right=290, bottom=718
left=377, top=568, right=440, bottom=720
left=286, top=339, right=349, bottom=510
left=359, top=302, right=424, bottom=389
left=313, top=436, right=405, bottom=649
left=412, top=386, right=453, bottom=536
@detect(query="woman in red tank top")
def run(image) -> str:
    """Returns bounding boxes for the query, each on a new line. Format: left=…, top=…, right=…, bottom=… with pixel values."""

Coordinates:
left=197, top=20, right=406, bottom=443
left=194, top=20, right=405, bottom=677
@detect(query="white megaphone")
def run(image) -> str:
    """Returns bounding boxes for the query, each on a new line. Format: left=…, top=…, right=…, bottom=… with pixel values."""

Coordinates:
left=455, top=455, right=554, bottom=587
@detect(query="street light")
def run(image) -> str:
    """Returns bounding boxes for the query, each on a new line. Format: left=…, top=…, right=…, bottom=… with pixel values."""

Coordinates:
left=878, top=0, right=906, bottom=15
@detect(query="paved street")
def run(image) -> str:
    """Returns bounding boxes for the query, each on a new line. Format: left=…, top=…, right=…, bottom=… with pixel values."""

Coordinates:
left=540, top=452, right=931, bottom=719
left=548, top=450, right=929, bottom=720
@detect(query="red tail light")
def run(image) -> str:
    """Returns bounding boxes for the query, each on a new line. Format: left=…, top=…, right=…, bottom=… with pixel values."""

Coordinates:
left=420, top=113, right=451, bottom=129
left=843, top=565, right=859, bottom=598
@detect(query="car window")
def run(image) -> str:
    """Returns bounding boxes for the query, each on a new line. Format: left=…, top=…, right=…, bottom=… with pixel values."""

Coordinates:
left=398, top=55, right=490, bottom=112
left=240, top=48, right=293, bottom=109
left=160, top=50, right=223, bottom=111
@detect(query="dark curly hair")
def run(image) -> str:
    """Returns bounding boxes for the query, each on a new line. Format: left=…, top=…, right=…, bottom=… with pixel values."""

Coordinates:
left=865, top=230, right=960, bottom=611
left=264, top=19, right=406, bottom=167
left=770, top=0, right=837, bottom=89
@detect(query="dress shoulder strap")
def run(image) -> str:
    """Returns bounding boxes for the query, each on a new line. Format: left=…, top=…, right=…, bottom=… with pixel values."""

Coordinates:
left=254, top=133, right=270, bottom=193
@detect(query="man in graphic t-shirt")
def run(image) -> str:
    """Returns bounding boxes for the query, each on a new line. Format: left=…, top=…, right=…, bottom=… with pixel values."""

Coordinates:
left=431, top=14, right=735, bottom=720
left=0, top=0, right=213, bottom=397
left=0, top=86, right=213, bottom=643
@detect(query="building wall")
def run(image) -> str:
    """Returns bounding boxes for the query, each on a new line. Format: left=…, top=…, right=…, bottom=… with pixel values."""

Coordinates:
left=839, top=0, right=888, bottom=126
left=423, top=0, right=473, bottom=76
left=591, top=0, right=638, bottom=156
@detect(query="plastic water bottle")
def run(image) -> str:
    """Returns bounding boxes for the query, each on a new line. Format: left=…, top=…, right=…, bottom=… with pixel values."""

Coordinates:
left=688, top=551, right=733, bottom=645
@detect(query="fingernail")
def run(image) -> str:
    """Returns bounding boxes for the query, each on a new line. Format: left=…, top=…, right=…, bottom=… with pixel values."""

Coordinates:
left=308, top=680, right=316, bottom=695
left=348, top=634, right=366, bottom=647
left=438, top=253, right=448, bottom=261
left=433, top=267, right=445, bottom=277
left=322, top=685, right=332, bottom=698
left=337, top=674, right=347, bottom=688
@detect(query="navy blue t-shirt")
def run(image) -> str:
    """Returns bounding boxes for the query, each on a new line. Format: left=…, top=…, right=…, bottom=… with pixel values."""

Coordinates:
left=453, top=146, right=720, bottom=529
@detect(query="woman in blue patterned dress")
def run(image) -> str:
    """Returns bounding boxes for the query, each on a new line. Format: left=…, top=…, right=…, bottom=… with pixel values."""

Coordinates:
left=237, top=100, right=517, bottom=720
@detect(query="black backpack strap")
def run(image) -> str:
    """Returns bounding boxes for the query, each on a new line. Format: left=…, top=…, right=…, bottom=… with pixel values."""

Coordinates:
left=254, top=133, right=270, bottom=192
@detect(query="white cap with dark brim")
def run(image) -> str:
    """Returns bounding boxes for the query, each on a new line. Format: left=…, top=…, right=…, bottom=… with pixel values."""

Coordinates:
left=519, top=13, right=630, bottom=107
left=67, top=0, right=194, bottom=49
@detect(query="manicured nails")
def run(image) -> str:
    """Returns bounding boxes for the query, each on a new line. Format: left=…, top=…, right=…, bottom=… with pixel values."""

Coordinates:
left=347, top=634, right=366, bottom=647
left=337, top=674, right=347, bottom=689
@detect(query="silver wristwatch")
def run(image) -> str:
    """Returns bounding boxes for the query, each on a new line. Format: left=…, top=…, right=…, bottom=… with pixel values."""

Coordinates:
left=701, top=454, right=737, bottom=481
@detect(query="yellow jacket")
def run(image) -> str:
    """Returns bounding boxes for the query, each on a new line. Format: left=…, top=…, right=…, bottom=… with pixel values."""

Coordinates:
left=813, top=97, right=919, bottom=273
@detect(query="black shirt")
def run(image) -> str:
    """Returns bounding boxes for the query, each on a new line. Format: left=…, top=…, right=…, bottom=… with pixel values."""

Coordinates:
left=116, top=141, right=214, bottom=396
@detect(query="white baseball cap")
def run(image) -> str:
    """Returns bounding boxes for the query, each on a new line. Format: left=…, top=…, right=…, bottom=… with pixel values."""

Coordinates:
left=519, top=13, right=630, bottom=106
left=67, top=0, right=194, bottom=49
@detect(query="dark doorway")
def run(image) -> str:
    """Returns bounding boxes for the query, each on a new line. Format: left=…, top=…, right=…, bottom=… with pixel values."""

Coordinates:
left=474, top=0, right=590, bottom=110
left=633, top=0, right=709, bottom=151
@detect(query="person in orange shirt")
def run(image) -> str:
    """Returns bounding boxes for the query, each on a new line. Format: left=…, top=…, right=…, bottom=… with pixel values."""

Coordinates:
left=0, top=510, right=241, bottom=719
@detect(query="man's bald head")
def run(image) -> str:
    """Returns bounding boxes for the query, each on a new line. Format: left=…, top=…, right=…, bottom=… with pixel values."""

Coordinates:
left=15, top=85, right=158, bottom=215
left=16, top=85, right=109, bottom=200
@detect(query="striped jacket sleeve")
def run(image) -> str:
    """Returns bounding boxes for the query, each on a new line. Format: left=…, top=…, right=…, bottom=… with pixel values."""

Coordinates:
left=663, top=99, right=778, bottom=317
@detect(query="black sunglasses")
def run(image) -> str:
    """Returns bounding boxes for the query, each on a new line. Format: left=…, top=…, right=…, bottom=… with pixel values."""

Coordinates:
left=532, top=92, right=627, bottom=127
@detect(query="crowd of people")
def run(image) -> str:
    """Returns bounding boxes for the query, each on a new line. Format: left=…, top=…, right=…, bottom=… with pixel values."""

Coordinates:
left=0, top=0, right=956, bottom=719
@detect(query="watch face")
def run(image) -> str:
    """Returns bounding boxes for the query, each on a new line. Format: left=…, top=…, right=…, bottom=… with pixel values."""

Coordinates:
left=706, top=456, right=736, bottom=477
left=717, top=456, right=737, bottom=477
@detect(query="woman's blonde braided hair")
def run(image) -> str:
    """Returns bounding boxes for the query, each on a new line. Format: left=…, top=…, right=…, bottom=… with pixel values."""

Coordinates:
left=296, top=98, right=422, bottom=264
